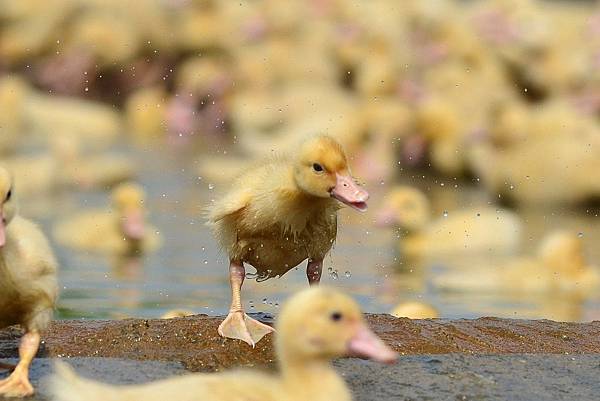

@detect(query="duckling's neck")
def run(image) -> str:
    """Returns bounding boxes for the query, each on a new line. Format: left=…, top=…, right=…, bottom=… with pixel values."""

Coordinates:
left=279, top=356, right=350, bottom=401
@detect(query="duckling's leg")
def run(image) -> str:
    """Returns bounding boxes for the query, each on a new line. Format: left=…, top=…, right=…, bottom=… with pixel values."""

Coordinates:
left=218, top=261, right=274, bottom=347
left=0, top=331, right=40, bottom=397
left=307, top=259, right=323, bottom=285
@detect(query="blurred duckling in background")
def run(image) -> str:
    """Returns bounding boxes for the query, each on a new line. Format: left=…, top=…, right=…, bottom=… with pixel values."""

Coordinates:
left=376, top=186, right=522, bottom=256
left=0, top=76, right=28, bottom=155
left=160, top=309, right=195, bottom=319
left=54, top=183, right=160, bottom=255
left=207, top=135, right=369, bottom=346
left=50, top=287, right=397, bottom=401
left=0, top=166, right=58, bottom=398
left=3, top=136, right=135, bottom=196
left=391, top=301, right=439, bottom=319
left=125, top=86, right=168, bottom=145
left=433, top=231, right=599, bottom=296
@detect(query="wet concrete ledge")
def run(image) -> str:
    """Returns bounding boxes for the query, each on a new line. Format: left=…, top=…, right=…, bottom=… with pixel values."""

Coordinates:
left=1, top=314, right=600, bottom=372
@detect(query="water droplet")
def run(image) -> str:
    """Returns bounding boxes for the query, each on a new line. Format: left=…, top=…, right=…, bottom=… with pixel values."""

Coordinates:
left=344, top=271, right=351, bottom=278
left=578, top=232, right=584, bottom=238
left=330, top=270, right=339, bottom=280
left=208, top=183, right=215, bottom=190
left=443, top=211, right=449, bottom=217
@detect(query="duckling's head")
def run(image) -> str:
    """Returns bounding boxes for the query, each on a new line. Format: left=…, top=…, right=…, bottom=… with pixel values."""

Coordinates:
left=0, top=166, right=16, bottom=248
left=293, top=135, right=369, bottom=212
left=112, top=183, right=147, bottom=241
left=375, top=186, right=430, bottom=231
left=277, top=287, right=397, bottom=365
left=538, top=231, right=588, bottom=275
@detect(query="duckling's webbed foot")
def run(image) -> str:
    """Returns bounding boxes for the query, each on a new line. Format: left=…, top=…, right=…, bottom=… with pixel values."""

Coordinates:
left=218, top=311, right=274, bottom=347
left=218, top=261, right=274, bottom=347
left=307, top=259, right=323, bottom=286
left=0, top=331, right=40, bottom=398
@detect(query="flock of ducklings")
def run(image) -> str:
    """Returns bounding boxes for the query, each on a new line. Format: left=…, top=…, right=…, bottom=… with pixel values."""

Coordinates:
left=1, top=0, right=600, bottom=398
left=2, top=0, right=600, bottom=207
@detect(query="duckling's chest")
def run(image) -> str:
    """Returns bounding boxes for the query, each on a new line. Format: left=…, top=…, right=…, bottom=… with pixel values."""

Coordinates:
left=0, top=254, right=28, bottom=327
left=236, top=209, right=337, bottom=279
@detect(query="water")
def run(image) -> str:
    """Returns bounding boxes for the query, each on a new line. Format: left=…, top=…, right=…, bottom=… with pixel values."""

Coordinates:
left=28, top=143, right=600, bottom=322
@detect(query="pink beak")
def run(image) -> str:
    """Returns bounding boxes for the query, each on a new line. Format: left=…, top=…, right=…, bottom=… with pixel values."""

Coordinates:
left=347, top=323, right=397, bottom=364
left=122, top=209, right=145, bottom=241
left=0, top=209, right=5, bottom=248
left=331, top=173, right=369, bottom=212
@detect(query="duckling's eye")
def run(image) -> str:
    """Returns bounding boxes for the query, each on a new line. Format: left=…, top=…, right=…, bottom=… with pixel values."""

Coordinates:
left=330, top=311, right=343, bottom=322
left=312, top=163, right=324, bottom=173
left=5, top=189, right=11, bottom=202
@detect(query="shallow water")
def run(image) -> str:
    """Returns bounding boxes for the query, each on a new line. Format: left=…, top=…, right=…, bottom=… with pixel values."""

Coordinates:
left=26, top=142, right=600, bottom=322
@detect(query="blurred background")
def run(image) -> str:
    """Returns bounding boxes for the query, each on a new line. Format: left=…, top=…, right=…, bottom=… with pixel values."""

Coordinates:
left=1, top=0, right=599, bottom=322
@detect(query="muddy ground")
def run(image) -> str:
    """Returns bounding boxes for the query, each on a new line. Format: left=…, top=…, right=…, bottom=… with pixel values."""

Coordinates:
left=2, top=314, right=600, bottom=400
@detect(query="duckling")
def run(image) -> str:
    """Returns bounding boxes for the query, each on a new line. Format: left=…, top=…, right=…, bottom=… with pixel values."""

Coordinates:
left=391, top=301, right=439, bottom=319
left=0, top=76, right=28, bottom=154
left=207, top=136, right=369, bottom=346
left=160, top=309, right=195, bottom=319
left=50, top=287, right=397, bottom=401
left=433, top=231, right=599, bottom=295
left=124, top=86, right=168, bottom=144
left=25, top=92, right=122, bottom=149
left=0, top=166, right=58, bottom=398
left=376, top=186, right=522, bottom=256
left=468, top=134, right=600, bottom=205
left=53, top=183, right=160, bottom=255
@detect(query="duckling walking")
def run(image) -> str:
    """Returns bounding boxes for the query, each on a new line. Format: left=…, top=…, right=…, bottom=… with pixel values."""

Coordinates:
left=50, top=287, right=396, bottom=401
left=207, top=136, right=369, bottom=346
left=0, top=166, right=58, bottom=397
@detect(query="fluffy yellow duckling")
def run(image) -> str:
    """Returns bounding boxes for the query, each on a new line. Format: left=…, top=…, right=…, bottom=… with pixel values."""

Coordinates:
left=0, top=166, right=58, bottom=398
left=391, top=301, right=439, bottom=319
left=50, top=287, right=397, bottom=401
left=207, top=136, right=369, bottom=346
left=53, top=183, right=160, bottom=255
left=433, top=231, right=599, bottom=295
left=376, top=186, right=522, bottom=256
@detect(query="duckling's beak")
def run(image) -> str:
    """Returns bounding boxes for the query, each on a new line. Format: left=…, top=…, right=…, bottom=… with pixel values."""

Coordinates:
left=347, top=323, right=397, bottom=364
left=122, top=209, right=145, bottom=241
left=331, top=173, right=369, bottom=212
left=0, top=209, right=5, bottom=248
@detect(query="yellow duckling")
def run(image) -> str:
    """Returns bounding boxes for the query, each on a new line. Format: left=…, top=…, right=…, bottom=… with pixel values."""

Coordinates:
left=433, top=231, right=599, bottom=295
left=207, top=135, right=369, bottom=346
left=124, top=86, right=168, bottom=144
left=50, top=287, right=397, bottom=401
left=160, top=309, right=195, bottom=319
left=53, top=183, right=160, bottom=255
left=391, top=301, right=439, bottom=319
left=0, top=76, right=28, bottom=154
left=0, top=166, right=58, bottom=398
left=376, top=186, right=522, bottom=256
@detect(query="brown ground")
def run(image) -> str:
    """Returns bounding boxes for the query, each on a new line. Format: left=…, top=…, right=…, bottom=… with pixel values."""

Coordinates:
left=1, top=315, right=600, bottom=372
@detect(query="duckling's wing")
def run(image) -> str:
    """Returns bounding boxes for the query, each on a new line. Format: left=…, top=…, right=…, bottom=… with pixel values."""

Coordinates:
left=206, top=189, right=252, bottom=223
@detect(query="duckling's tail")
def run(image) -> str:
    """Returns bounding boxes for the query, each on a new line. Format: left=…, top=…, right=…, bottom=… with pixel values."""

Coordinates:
left=49, top=361, right=123, bottom=401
